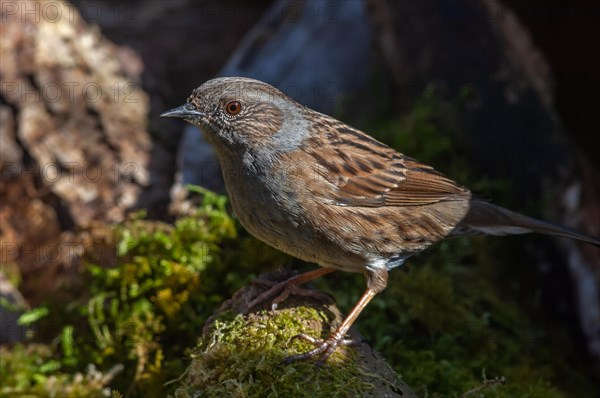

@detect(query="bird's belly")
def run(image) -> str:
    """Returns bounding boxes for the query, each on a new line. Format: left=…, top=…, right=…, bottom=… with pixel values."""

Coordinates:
left=225, top=176, right=366, bottom=272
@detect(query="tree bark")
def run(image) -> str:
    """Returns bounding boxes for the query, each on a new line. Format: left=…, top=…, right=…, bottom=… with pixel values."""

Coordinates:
left=0, top=0, right=150, bottom=300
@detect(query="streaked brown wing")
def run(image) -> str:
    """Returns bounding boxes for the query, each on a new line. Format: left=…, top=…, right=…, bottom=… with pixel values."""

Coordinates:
left=303, top=124, right=470, bottom=208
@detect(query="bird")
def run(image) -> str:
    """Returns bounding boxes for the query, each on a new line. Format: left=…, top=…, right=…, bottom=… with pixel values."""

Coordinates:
left=161, top=77, right=600, bottom=365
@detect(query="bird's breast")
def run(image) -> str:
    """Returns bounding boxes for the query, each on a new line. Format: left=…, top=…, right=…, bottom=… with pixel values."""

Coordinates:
left=219, top=154, right=368, bottom=271
left=220, top=157, right=310, bottom=254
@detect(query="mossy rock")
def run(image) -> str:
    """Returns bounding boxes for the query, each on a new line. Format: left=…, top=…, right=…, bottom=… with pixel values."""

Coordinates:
left=171, top=271, right=416, bottom=398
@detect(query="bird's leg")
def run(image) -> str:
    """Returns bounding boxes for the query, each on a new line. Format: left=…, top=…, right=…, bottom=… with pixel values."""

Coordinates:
left=283, top=266, right=388, bottom=366
left=247, top=267, right=336, bottom=311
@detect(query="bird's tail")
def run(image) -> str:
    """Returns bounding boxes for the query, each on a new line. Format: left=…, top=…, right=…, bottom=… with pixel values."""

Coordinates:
left=453, top=200, right=600, bottom=247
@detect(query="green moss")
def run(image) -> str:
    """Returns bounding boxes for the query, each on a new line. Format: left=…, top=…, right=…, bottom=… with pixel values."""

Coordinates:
left=174, top=307, right=381, bottom=397
left=0, top=344, right=121, bottom=398
left=0, top=190, right=255, bottom=397
left=72, top=194, right=240, bottom=395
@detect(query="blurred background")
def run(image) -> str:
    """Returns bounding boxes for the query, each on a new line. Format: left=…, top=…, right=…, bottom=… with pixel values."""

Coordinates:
left=1, top=0, right=599, bottom=397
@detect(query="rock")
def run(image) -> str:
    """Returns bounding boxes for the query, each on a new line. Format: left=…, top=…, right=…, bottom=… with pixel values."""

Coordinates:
left=174, top=270, right=416, bottom=398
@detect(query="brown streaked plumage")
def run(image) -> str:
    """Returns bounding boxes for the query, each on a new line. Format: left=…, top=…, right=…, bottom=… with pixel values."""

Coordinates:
left=162, top=77, right=600, bottom=365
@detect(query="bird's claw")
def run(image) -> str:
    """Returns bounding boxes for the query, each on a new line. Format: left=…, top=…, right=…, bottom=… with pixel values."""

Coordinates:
left=282, top=333, right=361, bottom=366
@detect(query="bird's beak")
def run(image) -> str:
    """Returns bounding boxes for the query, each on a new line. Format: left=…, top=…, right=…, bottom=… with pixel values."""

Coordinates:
left=160, top=103, right=203, bottom=119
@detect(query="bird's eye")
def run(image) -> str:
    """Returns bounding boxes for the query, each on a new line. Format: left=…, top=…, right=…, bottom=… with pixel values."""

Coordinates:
left=225, top=101, right=242, bottom=115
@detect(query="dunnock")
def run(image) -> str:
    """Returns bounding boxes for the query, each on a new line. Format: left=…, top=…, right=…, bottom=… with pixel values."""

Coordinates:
left=162, top=77, right=600, bottom=365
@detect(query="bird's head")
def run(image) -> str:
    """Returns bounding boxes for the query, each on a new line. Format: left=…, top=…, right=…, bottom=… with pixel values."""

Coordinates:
left=161, top=77, right=308, bottom=154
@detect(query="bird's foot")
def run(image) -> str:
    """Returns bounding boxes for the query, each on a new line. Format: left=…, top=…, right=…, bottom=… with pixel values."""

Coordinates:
left=282, top=333, right=361, bottom=367
left=247, top=273, right=332, bottom=311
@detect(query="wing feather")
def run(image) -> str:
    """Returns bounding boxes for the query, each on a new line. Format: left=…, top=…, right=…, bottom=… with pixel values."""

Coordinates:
left=302, top=122, right=470, bottom=208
